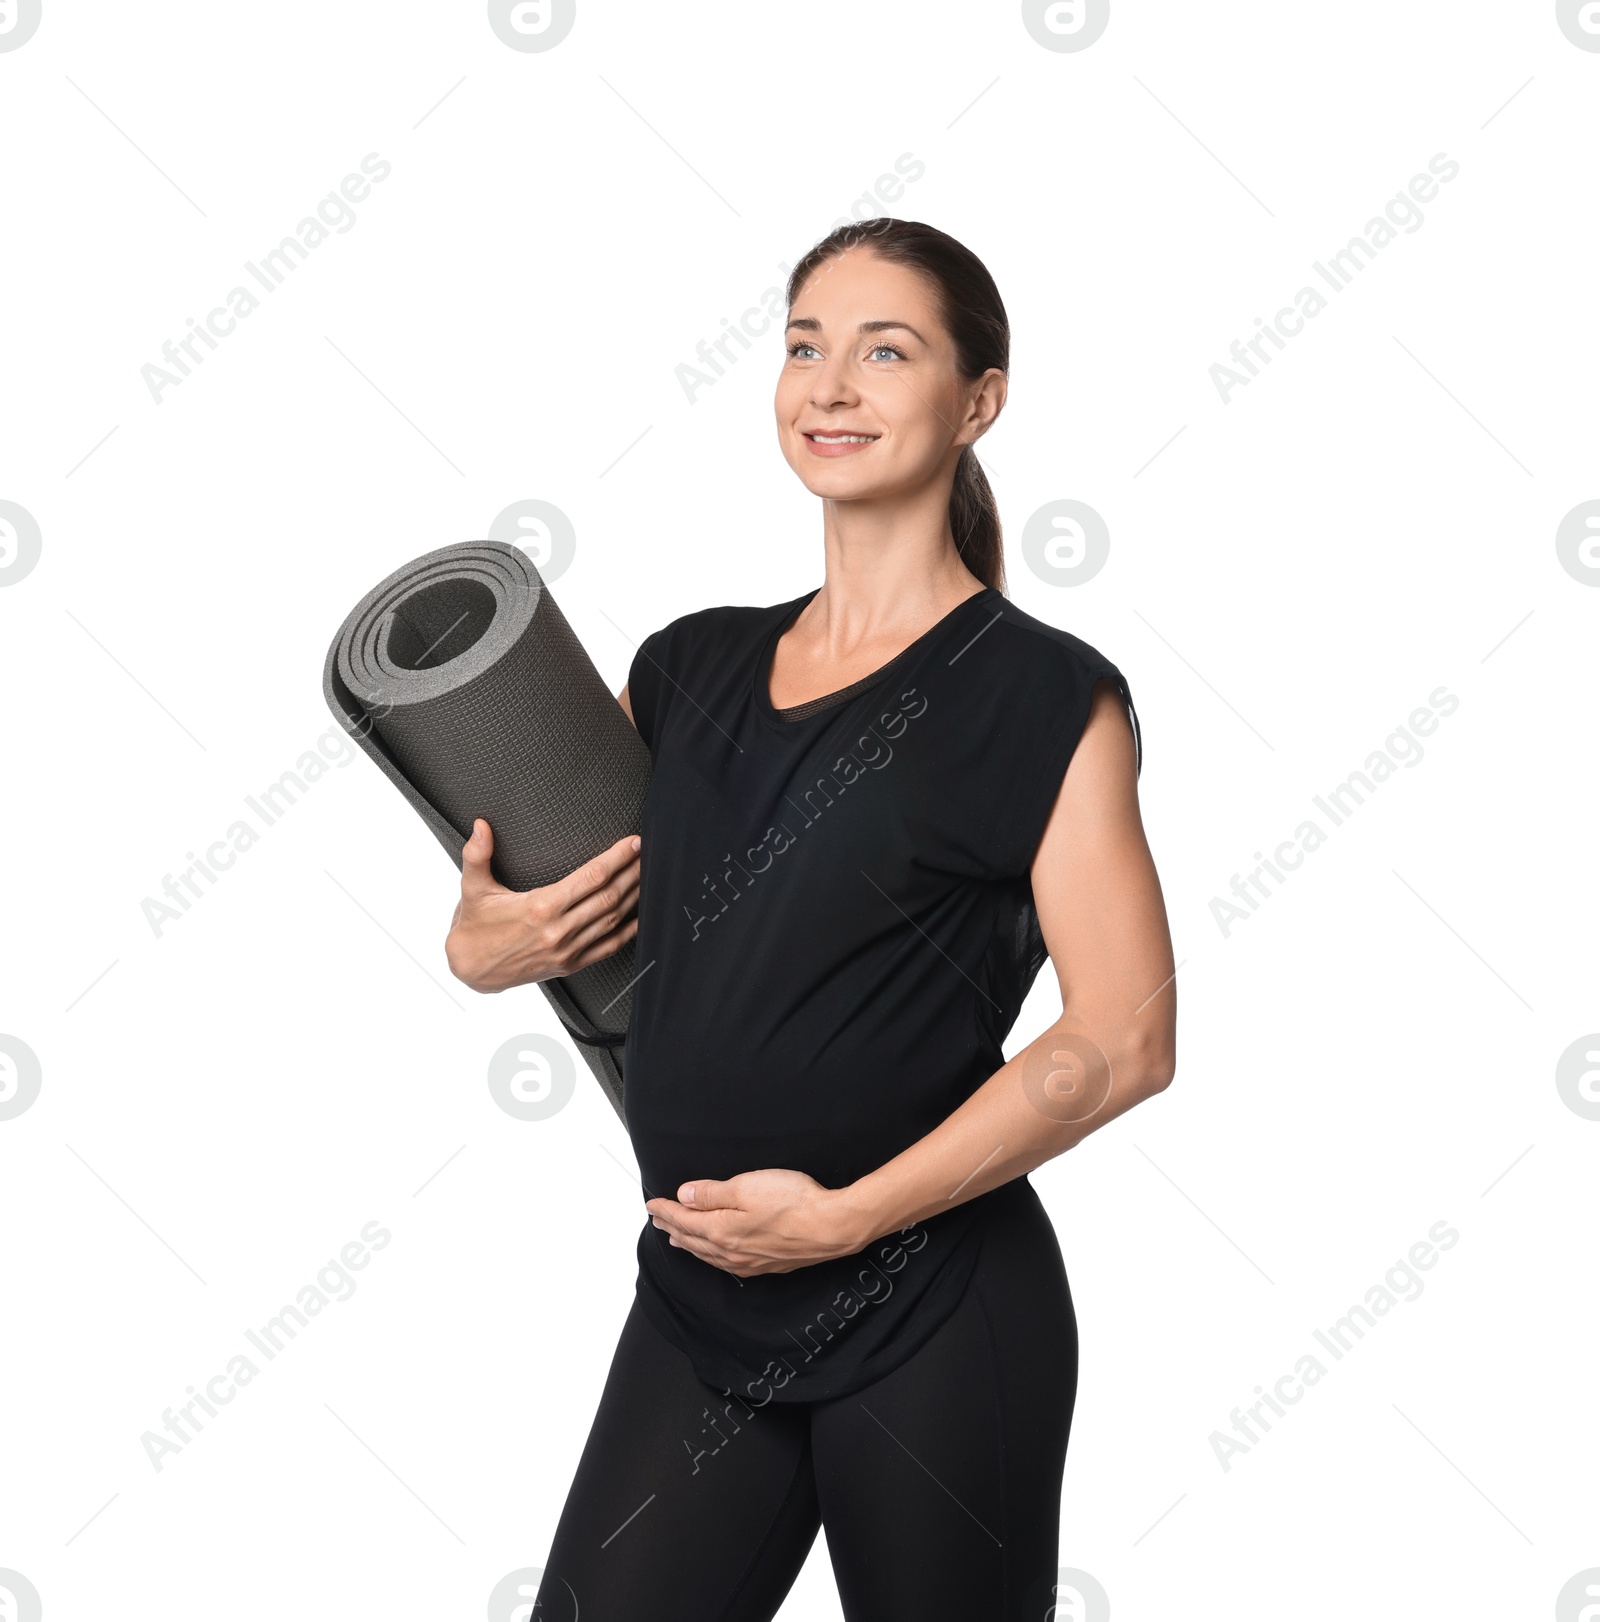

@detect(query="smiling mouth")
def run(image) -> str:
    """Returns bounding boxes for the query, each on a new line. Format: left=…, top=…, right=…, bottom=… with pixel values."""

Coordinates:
left=804, top=431, right=880, bottom=445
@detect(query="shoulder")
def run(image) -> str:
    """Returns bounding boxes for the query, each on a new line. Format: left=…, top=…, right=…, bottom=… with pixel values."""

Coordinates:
left=638, top=598, right=797, bottom=668
left=985, top=594, right=1123, bottom=682
left=627, top=599, right=802, bottom=749
left=931, top=596, right=1142, bottom=872
left=969, top=595, right=1142, bottom=777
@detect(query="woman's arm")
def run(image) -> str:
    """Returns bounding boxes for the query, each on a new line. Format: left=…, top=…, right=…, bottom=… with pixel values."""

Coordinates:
left=647, top=679, right=1177, bottom=1273
left=840, top=678, right=1175, bottom=1237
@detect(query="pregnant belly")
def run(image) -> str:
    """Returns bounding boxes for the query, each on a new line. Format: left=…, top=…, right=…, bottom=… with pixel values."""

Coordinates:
left=625, top=1089, right=936, bottom=1198
left=623, top=1041, right=985, bottom=1195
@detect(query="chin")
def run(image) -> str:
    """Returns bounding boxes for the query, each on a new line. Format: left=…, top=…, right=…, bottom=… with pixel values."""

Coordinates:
left=797, top=470, right=884, bottom=501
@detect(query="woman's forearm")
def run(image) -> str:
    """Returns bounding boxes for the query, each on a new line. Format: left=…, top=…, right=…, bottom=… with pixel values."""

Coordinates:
left=836, top=1012, right=1175, bottom=1248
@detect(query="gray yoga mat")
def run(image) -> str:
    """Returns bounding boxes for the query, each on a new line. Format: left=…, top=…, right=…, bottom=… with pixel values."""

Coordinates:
left=322, top=540, right=649, bottom=1124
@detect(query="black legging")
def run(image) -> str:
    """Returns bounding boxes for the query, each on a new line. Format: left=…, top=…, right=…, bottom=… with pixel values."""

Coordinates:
left=531, top=1179, right=1077, bottom=1621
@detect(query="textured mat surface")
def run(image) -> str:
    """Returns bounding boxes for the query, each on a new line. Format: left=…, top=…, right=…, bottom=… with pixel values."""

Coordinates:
left=322, top=540, right=649, bottom=1123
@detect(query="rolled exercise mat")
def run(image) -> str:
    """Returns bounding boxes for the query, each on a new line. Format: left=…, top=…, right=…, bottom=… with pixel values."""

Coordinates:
left=322, top=540, right=650, bottom=1125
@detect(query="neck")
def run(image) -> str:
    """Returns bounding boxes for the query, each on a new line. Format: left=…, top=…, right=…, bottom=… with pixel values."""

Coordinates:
left=805, top=485, right=986, bottom=648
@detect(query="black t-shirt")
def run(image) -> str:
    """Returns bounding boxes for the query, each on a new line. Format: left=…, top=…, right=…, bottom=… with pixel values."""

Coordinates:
left=623, top=584, right=1139, bottom=1404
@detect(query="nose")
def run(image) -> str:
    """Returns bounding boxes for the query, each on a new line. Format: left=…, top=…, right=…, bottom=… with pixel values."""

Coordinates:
left=808, top=351, right=860, bottom=413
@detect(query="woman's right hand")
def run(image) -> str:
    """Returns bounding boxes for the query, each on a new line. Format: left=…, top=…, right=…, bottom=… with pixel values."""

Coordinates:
left=444, top=819, right=641, bottom=993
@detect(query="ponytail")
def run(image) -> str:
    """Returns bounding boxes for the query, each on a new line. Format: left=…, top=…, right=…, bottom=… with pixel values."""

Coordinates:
left=949, top=445, right=1004, bottom=592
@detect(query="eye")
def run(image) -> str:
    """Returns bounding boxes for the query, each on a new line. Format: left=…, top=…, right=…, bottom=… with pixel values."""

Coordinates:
left=786, top=340, right=821, bottom=360
left=868, top=343, right=907, bottom=362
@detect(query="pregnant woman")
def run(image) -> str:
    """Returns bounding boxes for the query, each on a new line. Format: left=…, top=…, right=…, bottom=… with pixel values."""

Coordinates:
left=446, top=219, right=1177, bottom=1621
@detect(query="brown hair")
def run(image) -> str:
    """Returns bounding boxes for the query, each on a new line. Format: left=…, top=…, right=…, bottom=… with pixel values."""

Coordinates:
left=785, top=218, right=1010, bottom=593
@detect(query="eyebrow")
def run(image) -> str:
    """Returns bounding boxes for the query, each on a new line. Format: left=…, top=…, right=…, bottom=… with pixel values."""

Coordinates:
left=784, top=317, right=929, bottom=345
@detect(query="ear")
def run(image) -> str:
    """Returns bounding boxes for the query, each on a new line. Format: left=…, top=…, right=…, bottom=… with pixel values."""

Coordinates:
left=961, top=367, right=1008, bottom=444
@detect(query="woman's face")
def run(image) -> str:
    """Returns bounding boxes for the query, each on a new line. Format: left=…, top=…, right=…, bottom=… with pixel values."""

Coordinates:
left=774, top=246, right=1004, bottom=509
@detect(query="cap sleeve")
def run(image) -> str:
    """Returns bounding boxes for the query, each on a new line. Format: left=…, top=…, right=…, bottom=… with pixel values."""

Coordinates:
left=987, top=656, right=1141, bottom=875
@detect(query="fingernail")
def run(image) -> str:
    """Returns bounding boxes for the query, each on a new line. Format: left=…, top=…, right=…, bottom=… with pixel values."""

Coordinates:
left=631, top=836, right=641, bottom=852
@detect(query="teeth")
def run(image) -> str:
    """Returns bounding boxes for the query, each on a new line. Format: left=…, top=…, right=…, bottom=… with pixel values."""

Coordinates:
left=810, top=434, right=877, bottom=444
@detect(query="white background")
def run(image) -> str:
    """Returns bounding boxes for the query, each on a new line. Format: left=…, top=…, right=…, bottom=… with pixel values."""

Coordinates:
left=1, top=3, right=1596, bottom=1619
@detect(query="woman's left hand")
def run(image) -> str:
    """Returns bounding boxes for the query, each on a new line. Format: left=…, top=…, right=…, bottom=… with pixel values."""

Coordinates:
left=645, top=1169, right=868, bottom=1277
